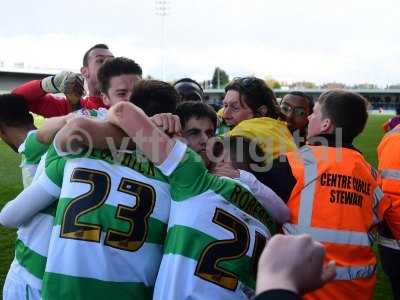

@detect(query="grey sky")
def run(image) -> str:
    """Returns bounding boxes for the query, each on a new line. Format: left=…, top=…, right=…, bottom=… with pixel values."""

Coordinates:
left=0, top=0, right=399, bottom=86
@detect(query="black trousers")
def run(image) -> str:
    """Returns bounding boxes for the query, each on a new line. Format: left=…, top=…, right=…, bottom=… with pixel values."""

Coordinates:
left=379, top=245, right=400, bottom=300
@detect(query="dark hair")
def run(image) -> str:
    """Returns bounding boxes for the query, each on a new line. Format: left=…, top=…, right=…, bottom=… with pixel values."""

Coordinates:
left=175, top=101, right=217, bottom=131
left=225, top=77, right=280, bottom=119
left=97, top=57, right=142, bottom=94
left=130, top=80, right=178, bottom=116
left=285, top=91, right=314, bottom=112
left=212, top=135, right=265, bottom=171
left=0, top=94, right=33, bottom=127
left=318, top=90, right=368, bottom=142
left=173, top=78, right=204, bottom=102
left=82, top=43, right=110, bottom=67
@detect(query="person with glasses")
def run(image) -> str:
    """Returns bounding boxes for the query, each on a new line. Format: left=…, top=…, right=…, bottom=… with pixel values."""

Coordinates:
left=219, top=76, right=296, bottom=160
left=280, top=92, right=314, bottom=147
left=255, top=90, right=400, bottom=300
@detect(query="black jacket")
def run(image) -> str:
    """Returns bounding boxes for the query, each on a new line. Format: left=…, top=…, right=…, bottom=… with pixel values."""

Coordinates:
left=254, top=290, right=299, bottom=300
left=255, top=134, right=361, bottom=203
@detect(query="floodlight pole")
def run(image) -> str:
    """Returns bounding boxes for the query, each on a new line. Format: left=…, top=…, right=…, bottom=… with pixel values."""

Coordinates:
left=155, top=0, right=169, bottom=81
left=218, top=68, right=220, bottom=89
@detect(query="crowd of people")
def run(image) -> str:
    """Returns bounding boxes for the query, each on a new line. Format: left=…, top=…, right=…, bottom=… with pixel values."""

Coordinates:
left=0, top=43, right=399, bottom=300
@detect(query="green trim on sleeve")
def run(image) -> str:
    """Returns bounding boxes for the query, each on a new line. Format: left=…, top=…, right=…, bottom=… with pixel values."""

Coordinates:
left=23, top=131, right=50, bottom=164
left=166, top=149, right=212, bottom=199
left=45, top=145, right=67, bottom=188
left=167, top=149, right=276, bottom=230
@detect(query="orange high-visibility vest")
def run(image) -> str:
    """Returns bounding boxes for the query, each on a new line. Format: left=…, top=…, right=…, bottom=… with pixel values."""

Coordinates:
left=377, top=124, right=400, bottom=249
left=283, top=145, right=390, bottom=300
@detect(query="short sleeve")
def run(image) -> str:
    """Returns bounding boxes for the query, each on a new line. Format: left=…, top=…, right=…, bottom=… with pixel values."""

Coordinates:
left=20, top=130, right=49, bottom=164
left=36, top=144, right=66, bottom=197
left=157, top=139, right=188, bottom=176
left=163, top=147, right=217, bottom=201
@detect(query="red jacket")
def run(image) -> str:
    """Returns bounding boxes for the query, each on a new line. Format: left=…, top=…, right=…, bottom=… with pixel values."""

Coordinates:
left=12, top=80, right=108, bottom=118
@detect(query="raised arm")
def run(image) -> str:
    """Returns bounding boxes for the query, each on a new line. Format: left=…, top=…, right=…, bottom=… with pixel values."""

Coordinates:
left=54, top=116, right=127, bottom=153
left=12, top=72, right=85, bottom=118
left=12, top=80, right=72, bottom=117
left=36, top=114, right=75, bottom=144
left=107, top=102, right=176, bottom=165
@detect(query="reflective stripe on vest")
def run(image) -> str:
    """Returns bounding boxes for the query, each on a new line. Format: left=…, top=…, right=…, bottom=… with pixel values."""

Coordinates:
left=378, top=235, right=400, bottom=250
left=381, top=169, right=400, bottom=180
left=298, top=146, right=318, bottom=227
left=286, top=146, right=377, bottom=246
left=373, top=187, right=384, bottom=208
left=335, top=265, right=376, bottom=281
left=283, top=223, right=373, bottom=246
left=372, top=187, right=384, bottom=226
left=284, top=146, right=377, bottom=280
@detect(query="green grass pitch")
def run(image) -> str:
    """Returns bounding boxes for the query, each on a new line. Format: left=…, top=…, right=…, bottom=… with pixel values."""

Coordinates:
left=0, top=114, right=395, bottom=299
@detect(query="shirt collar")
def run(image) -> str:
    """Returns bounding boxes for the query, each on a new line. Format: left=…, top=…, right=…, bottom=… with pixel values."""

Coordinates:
left=307, top=133, right=361, bottom=153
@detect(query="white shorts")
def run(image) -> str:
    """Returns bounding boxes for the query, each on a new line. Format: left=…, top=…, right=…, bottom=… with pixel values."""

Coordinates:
left=3, top=270, right=41, bottom=300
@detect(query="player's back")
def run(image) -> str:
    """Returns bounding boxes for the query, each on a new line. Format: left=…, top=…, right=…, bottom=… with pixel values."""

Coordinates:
left=3, top=131, right=53, bottom=300
left=153, top=148, right=273, bottom=300
left=40, top=147, right=171, bottom=300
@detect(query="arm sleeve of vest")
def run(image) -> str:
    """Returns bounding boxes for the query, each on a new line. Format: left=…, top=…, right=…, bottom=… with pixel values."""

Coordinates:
left=12, top=80, right=71, bottom=117
left=382, top=196, right=400, bottom=239
left=254, top=290, right=300, bottom=300
left=377, top=135, right=400, bottom=238
left=254, top=155, right=296, bottom=203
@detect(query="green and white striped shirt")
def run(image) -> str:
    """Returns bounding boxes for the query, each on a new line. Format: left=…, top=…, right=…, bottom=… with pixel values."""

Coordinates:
left=8, top=109, right=108, bottom=292
left=154, top=145, right=274, bottom=300
left=11, top=130, right=54, bottom=291
left=38, top=145, right=171, bottom=300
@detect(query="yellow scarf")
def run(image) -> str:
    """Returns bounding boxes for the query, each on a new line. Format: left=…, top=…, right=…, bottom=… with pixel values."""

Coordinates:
left=228, top=117, right=296, bottom=159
